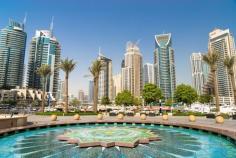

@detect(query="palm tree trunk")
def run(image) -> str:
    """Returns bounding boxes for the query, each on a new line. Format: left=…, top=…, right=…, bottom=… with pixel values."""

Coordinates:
left=64, top=73, right=69, bottom=113
left=213, top=70, right=220, bottom=112
left=230, top=73, right=236, bottom=105
left=93, top=79, right=98, bottom=113
left=41, top=78, right=46, bottom=112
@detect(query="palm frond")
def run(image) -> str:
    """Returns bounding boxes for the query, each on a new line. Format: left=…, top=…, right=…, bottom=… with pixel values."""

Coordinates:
left=37, top=64, right=51, bottom=78
left=89, top=59, right=103, bottom=78
left=203, top=49, right=219, bottom=69
left=60, top=58, right=77, bottom=73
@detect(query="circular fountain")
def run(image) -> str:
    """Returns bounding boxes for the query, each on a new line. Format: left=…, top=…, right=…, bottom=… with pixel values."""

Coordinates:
left=0, top=123, right=236, bottom=158
left=57, top=127, right=160, bottom=147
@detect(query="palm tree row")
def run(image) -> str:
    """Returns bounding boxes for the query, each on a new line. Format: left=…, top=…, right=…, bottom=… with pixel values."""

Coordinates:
left=37, top=58, right=76, bottom=113
left=203, top=49, right=236, bottom=113
left=37, top=57, right=102, bottom=114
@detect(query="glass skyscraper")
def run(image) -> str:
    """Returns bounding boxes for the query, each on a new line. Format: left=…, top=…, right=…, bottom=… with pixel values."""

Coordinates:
left=143, top=63, right=154, bottom=85
left=154, top=33, right=176, bottom=100
left=208, top=28, right=236, bottom=105
left=98, top=53, right=113, bottom=100
left=0, top=19, right=27, bottom=88
left=27, top=30, right=61, bottom=97
left=190, top=52, right=209, bottom=95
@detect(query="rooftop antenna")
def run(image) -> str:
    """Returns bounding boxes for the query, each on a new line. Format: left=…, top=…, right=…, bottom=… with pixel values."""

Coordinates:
left=50, top=16, right=54, bottom=36
left=23, top=12, right=27, bottom=30
left=135, top=39, right=141, bottom=46
left=98, top=47, right=103, bottom=56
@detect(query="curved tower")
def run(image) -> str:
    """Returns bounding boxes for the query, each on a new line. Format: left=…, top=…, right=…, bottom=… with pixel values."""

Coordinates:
left=154, top=33, right=176, bottom=100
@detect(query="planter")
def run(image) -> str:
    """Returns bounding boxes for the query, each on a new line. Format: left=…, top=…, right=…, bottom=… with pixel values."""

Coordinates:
left=148, top=113, right=156, bottom=117
left=109, top=112, right=117, bottom=116
left=188, top=115, right=196, bottom=122
left=215, top=115, right=224, bottom=124
left=126, top=113, right=134, bottom=116
left=162, top=114, right=168, bottom=121
left=97, top=114, right=103, bottom=120
left=206, top=113, right=215, bottom=119
left=140, top=114, right=147, bottom=120
left=73, top=114, right=80, bottom=120
left=50, top=114, right=57, bottom=121
left=232, top=115, right=236, bottom=120
left=117, top=113, right=124, bottom=120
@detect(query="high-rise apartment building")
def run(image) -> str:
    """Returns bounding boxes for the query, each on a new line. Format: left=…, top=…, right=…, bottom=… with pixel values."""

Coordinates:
left=112, top=73, right=121, bottom=99
left=154, top=33, right=176, bottom=100
left=190, top=53, right=209, bottom=95
left=208, top=28, right=236, bottom=104
left=56, top=80, right=64, bottom=102
left=143, top=63, right=154, bottom=85
left=88, top=80, right=94, bottom=103
left=122, top=42, right=143, bottom=97
left=98, top=53, right=113, bottom=100
left=0, top=19, right=27, bottom=88
left=78, top=90, right=85, bottom=103
left=27, top=28, right=61, bottom=97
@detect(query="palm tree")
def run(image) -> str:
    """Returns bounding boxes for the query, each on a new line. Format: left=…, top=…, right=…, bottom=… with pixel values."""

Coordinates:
left=203, top=50, right=220, bottom=112
left=89, top=60, right=103, bottom=113
left=37, top=64, right=51, bottom=112
left=60, top=58, right=76, bottom=113
left=224, top=56, right=236, bottom=105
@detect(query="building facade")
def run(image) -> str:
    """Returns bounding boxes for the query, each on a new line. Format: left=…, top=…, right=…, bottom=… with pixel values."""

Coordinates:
left=190, top=53, right=209, bottom=95
left=112, top=73, right=121, bottom=100
left=78, top=90, right=85, bottom=103
left=122, top=42, right=143, bottom=97
left=88, top=80, right=94, bottom=103
left=56, top=80, right=64, bottom=102
left=208, top=28, right=236, bottom=105
left=0, top=19, right=27, bottom=88
left=98, top=53, right=113, bottom=100
left=154, top=33, right=176, bottom=100
left=27, top=30, right=61, bottom=97
left=143, top=63, right=154, bottom=86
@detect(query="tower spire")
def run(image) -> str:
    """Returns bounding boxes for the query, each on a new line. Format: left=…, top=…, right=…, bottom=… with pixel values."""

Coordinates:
left=99, top=47, right=101, bottom=55
left=23, top=12, right=27, bottom=30
left=50, top=16, right=54, bottom=36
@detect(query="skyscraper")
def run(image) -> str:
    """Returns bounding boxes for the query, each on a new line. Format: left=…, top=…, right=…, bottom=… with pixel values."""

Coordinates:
left=56, top=80, right=64, bottom=102
left=78, top=90, right=85, bottom=103
left=143, top=63, right=154, bottom=85
left=88, top=80, right=94, bottom=103
left=27, top=27, right=61, bottom=97
left=113, top=73, right=121, bottom=99
left=0, top=19, right=27, bottom=88
left=98, top=53, right=113, bottom=100
left=208, top=28, right=236, bottom=104
left=122, top=42, right=143, bottom=97
left=154, top=33, right=176, bottom=100
left=190, top=53, right=209, bottom=95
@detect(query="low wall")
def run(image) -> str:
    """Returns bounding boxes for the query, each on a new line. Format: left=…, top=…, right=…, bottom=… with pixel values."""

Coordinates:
left=0, top=117, right=27, bottom=129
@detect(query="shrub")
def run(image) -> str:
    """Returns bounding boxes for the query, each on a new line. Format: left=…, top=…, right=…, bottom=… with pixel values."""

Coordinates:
left=36, top=111, right=97, bottom=116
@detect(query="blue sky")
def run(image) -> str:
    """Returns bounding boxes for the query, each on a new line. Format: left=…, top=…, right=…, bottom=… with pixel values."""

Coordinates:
left=0, top=0, right=236, bottom=96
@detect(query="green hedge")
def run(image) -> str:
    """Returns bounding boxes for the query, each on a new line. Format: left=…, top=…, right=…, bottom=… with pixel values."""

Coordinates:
left=172, top=111, right=206, bottom=117
left=36, top=111, right=97, bottom=116
left=172, top=111, right=231, bottom=119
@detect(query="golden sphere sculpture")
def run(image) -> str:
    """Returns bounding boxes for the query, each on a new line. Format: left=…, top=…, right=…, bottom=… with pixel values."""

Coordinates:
left=50, top=114, right=57, bottom=121
left=74, top=114, right=80, bottom=120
